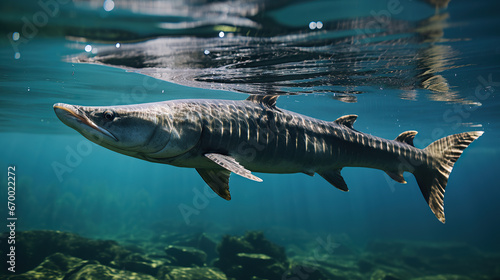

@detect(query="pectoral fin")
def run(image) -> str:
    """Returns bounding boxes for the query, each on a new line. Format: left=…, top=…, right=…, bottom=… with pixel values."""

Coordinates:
left=205, top=153, right=263, bottom=182
left=319, top=169, right=349, bottom=192
left=196, top=168, right=232, bottom=200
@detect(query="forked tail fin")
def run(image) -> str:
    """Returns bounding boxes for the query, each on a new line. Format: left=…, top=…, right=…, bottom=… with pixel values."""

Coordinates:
left=414, top=131, right=483, bottom=223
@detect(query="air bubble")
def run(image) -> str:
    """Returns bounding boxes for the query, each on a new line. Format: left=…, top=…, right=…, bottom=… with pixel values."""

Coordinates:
left=103, top=0, right=115, bottom=12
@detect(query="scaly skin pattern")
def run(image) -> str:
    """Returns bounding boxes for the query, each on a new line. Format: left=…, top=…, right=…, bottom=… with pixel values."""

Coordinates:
left=146, top=99, right=430, bottom=175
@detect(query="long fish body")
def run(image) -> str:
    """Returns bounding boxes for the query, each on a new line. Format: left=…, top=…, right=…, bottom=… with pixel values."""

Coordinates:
left=53, top=96, right=483, bottom=223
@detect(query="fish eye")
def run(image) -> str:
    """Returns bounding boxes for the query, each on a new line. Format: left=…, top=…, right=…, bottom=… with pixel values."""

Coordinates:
left=103, top=110, right=115, bottom=121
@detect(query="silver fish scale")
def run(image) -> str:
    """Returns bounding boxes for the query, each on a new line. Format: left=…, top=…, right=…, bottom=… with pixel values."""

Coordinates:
left=167, top=99, right=428, bottom=174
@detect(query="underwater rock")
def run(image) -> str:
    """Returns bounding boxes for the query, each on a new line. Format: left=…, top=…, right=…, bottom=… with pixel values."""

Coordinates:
left=235, top=253, right=277, bottom=267
left=111, top=253, right=162, bottom=276
left=123, top=243, right=146, bottom=254
left=0, top=230, right=131, bottom=274
left=285, top=259, right=369, bottom=280
left=197, top=233, right=219, bottom=264
left=363, top=240, right=493, bottom=277
left=359, top=239, right=500, bottom=279
left=370, top=269, right=402, bottom=280
left=159, top=266, right=227, bottom=280
left=4, top=252, right=155, bottom=280
left=4, top=253, right=92, bottom=280
left=164, top=245, right=207, bottom=267
left=357, top=258, right=375, bottom=273
left=169, top=232, right=219, bottom=264
left=411, top=275, right=473, bottom=280
left=66, top=263, right=157, bottom=280
left=365, top=240, right=482, bottom=261
left=218, top=231, right=287, bottom=262
left=215, top=231, right=288, bottom=280
left=282, top=264, right=333, bottom=280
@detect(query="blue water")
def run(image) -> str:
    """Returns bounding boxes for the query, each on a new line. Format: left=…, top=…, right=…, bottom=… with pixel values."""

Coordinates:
left=1, top=0, right=500, bottom=277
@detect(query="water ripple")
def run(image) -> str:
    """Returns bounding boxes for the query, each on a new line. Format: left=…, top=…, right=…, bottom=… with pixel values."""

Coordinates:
left=1, top=0, right=469, bottom=103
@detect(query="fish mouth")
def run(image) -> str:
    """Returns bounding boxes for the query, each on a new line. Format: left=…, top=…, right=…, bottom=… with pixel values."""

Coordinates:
left=53, top=103, right=118, bottom=142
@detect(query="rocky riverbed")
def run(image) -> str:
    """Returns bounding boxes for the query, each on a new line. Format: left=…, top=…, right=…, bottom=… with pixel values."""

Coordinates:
left=1, top=230, right=499, bottom=279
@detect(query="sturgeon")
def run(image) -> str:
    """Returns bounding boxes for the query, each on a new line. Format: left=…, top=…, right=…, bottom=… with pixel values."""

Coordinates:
left=53, top=96, right=483, bottom=223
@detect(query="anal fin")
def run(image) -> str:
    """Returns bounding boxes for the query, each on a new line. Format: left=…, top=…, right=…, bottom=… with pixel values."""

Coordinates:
left=302, top=171, right=315, bottom=177
left=205, top=153, right=263, bottom=182
left=319, top=169, right=349, bottom=192
left=385, top=171, right=407, bottom=184
left=196, top=168, right=231, bottom=200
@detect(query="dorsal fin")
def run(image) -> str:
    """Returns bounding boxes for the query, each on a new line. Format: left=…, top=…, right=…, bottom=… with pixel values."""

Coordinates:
left=246, top=95, right=278, bottom=108
left=334, top=115, right=358, bottom=128
left=395, top=131, right=418, bottom=146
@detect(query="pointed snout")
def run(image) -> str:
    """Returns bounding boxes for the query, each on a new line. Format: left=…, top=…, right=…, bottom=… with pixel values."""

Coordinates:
left=53, top=103, right=118, bottom=142
left=53, top=103, right=81, bottom=124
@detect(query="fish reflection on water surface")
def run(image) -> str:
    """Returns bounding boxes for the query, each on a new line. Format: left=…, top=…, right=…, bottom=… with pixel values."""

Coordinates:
left=67, top=0, right=467, bottom=103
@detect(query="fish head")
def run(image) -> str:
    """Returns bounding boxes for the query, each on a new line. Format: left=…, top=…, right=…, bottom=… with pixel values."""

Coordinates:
left=53, top=102, right=175, bottom=158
